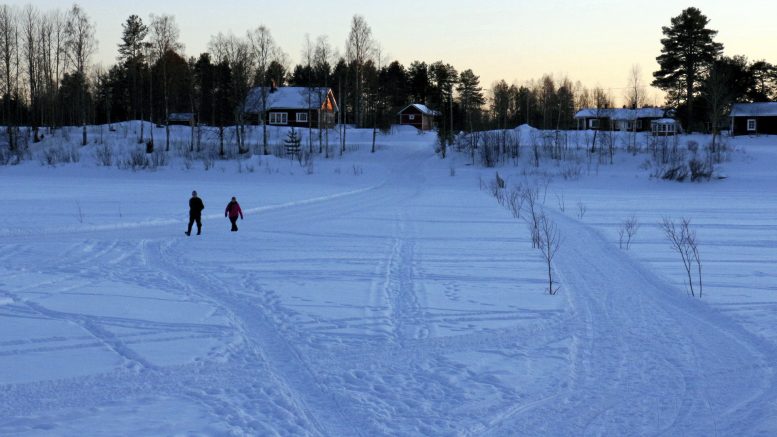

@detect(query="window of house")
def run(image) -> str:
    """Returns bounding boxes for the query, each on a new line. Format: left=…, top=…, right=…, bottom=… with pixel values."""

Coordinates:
left=408, top=115, right=416, bottom=120
left=747, top=119, right=757, bottom=131
left=296, top=112, right=308, bottom=123
left=589, top=119, right=599, bottom=129
left=636, top=120, right=643, bottom=130
left=269, top=112, right=288, bottom=125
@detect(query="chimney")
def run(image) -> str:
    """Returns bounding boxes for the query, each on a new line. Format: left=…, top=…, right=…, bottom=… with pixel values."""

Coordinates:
left=271, top=79, right=277, bottom=93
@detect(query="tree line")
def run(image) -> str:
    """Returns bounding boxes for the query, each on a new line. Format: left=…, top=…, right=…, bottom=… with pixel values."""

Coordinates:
left=1, top=4, right=776, bottom=156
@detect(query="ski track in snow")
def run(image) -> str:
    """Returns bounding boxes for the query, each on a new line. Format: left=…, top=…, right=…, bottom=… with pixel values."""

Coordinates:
left=1, top=141, right=777, bottom=435
left=480, top=210, right=777, bottom=436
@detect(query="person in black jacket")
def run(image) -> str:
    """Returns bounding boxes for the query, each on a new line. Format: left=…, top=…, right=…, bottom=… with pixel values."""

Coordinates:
left=185, top=190, right=205, bottom=236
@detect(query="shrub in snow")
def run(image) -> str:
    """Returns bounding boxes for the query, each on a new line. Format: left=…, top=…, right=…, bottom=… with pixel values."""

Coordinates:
left=660, top=164, right=689, bottom=181
left=576, top=201, right=587, bottom=219
left=237, top=159, right=255, bottom=174
left=149, top=149, right=168, bottom=168
left=618, top=215, right=640, bottom=250
left=93, top=145, right=113, bottom=167
left=117, top=148, right=155, bottom=171
left=538, top=213, right=561, bottom=295
left=661, top=217, right=703, bottom=298
left=0, top=148, right=23, bottom=165
left=479, top=132, right=498, bottom=167
left=39, top=144, right=80, bottom=166
left=689, top=158, right=712, bottom=181
left=560, top=163, right=582, bottom=180
left=301, top=151, right=314, bottom=174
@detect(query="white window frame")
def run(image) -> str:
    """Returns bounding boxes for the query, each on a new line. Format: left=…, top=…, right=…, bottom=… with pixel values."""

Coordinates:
left=296, top=112, right=308, bottom=123
left=269, top=112, right=288, bottom=125
left=589, top=119, right=600, bottom=129
left=747, top=118, right=757, bottom=131
left=408, top=114, right=416, bottom=121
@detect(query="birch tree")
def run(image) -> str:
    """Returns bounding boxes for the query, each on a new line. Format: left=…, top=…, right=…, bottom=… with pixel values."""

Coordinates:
left=63, top=3, right=96, bottom=146
left=345, top=14, right=373, bottom=128
left=625, top=64, right=645, bottom=150
left=0, top=4, right=19, bottom=150
left=301, top=34, right=314, bottom=153
left=248, top=25, right=279, bottom=155
left=149, top=13, right=183, bottom=151
left=21, top=5, right=41, bottom=142
left=39, top=9, right=66, bottom=130
left=313, top=35, right=334, bottom=157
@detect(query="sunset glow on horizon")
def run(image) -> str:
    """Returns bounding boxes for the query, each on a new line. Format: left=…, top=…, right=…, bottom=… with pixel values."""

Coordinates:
left=8, top=0, right=777, bottom=106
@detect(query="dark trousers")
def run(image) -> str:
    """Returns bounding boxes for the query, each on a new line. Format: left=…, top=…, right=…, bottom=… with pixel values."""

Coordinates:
left=188, top=215, right=202, bottom=234
left=229, top=216, right=239, bottom=232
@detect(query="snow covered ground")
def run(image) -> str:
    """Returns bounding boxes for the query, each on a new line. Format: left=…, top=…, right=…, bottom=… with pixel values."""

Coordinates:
left=0, top=124, right=776, bottom=435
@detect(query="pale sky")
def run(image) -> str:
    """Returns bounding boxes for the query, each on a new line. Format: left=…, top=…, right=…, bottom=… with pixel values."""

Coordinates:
left=10, top=0, right=777, bottom=105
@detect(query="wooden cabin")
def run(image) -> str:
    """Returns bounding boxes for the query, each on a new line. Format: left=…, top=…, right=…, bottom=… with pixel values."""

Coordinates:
left=730, top=103, right=777, bottom=136
left=397, top=104, right=440, bottom=131
left=575, top=108, right=667, bottom=132
left=243, top=86, right=339, bottom=128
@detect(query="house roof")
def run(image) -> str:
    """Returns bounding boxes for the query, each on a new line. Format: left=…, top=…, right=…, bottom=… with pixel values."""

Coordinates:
left=398, top=103, right=441, bottom=117
left=244, top=86, right=338, bottom=113
left=730, top=102, right=777, bottom=117
left=574, top=107, right=666, bottom=120
left=168, top=113, right=195, bottom=121
left=651, top=118, right=679, bottom=125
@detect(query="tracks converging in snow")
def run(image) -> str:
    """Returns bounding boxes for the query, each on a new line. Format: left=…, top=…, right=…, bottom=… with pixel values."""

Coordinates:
left=1, top=142, right=777, bottom=435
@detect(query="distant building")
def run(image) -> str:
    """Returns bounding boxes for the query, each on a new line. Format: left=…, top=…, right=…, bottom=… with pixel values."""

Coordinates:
left=575, top=108, right=667, bottom=132
left=243, top=86, right=338, bottom=129
left=729, top=102, right=777, bottom=136
left=168, top=113, right=196, bottom=126
left=397, top=104, right=440, bottom=131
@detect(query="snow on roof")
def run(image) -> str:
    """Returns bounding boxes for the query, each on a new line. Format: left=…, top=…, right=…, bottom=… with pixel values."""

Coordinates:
left=398, top=104, right=441, bottom=116
left=168, top=113, right=195, bottom=121
left=244, top=87, right=337, bottom=113
left=651, top=118, right=679, bottom=124
left=574, top=107, right=666, bottom=120
left=730, top=102, right=777, bottom=117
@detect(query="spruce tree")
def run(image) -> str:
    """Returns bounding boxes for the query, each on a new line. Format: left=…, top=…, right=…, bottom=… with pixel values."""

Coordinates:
left=117, top=15, right=148, bottom=123
left=652, top=7, right=723, bottom=132
left=457, top=69, right=484, bottom=133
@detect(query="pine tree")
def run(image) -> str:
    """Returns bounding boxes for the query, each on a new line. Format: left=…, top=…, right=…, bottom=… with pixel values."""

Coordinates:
left=284, top=127, right=301, bottom=161
left=117, top=15, right=148, bottom=125
left=652, top=7, right=723, bottom=132
left=457, top=69, right=484, bottom=134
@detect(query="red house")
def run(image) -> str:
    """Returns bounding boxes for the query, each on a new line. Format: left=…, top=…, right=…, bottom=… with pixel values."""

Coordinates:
left=397, top=104, right=440, bottom=131
left=730, top=103, right=777, bottom=136
left=243, top=86, right=339, bottom=128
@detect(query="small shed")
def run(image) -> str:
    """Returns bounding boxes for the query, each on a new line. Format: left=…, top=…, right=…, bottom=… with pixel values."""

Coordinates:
left=651, top=118, right=681, bottom=136
left=168, top=113, right=196, bottom=126
left=730, top=102, right=777, bottom=136
left=397, top=104, right=440, bottom=131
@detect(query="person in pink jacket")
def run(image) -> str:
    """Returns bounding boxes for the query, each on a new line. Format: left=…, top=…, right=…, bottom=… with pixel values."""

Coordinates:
left=224, top=196, right=244, bottom=232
